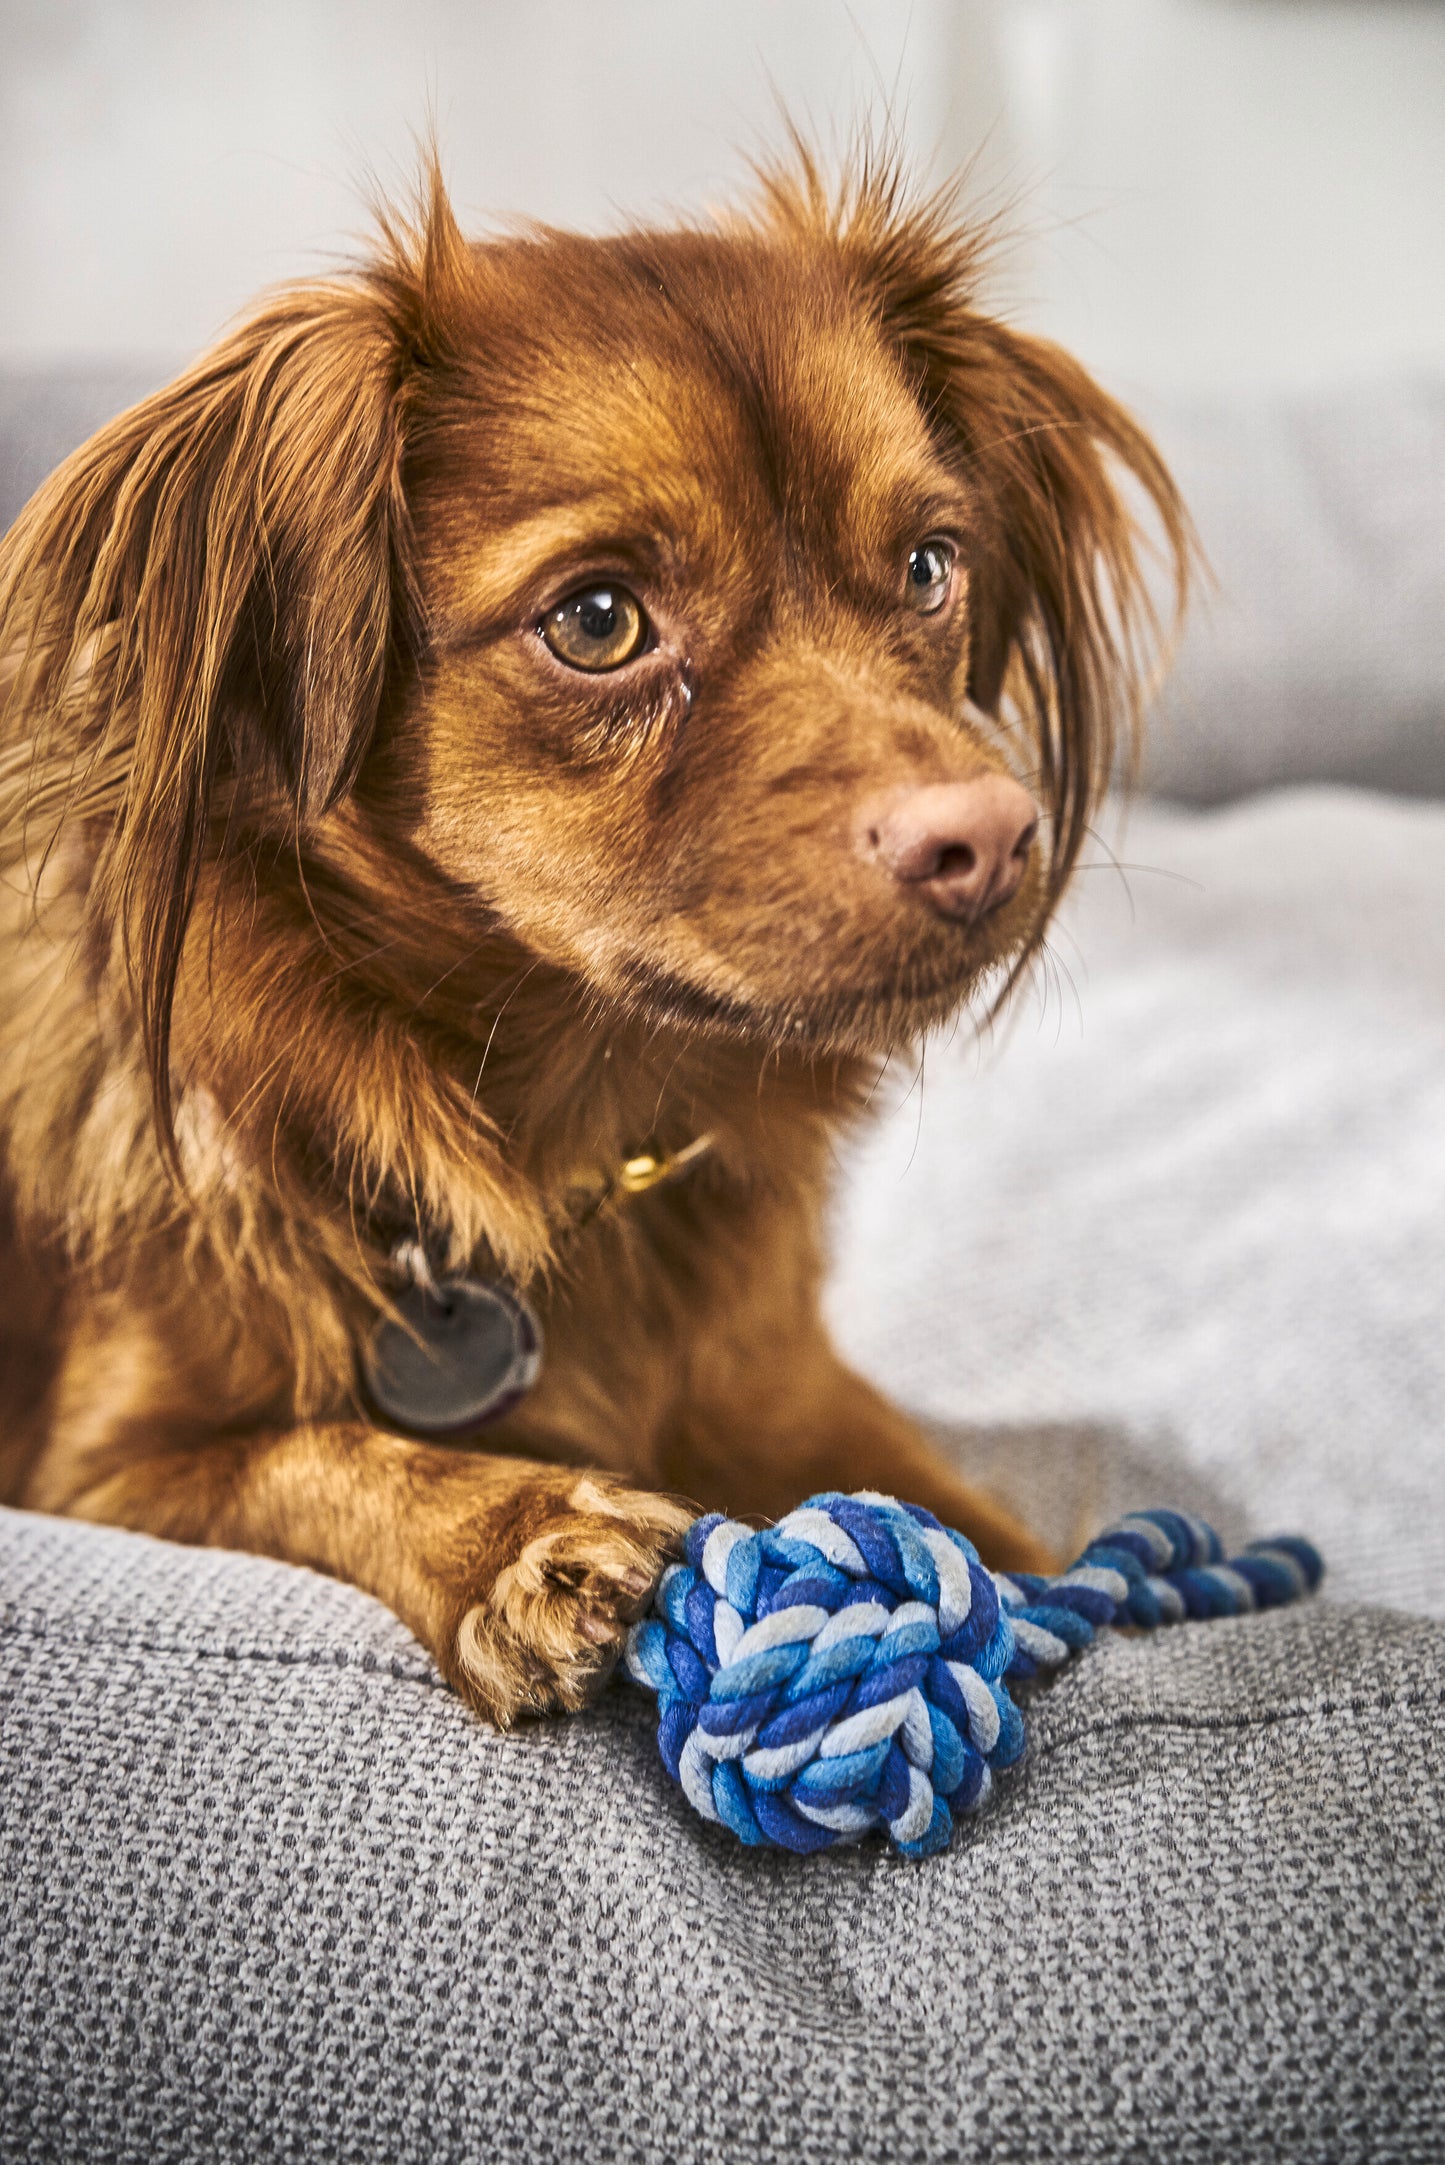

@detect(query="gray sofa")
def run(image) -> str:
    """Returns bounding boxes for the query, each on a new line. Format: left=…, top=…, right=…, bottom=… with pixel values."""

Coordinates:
left=3, top=374, right=1444, bottom=2162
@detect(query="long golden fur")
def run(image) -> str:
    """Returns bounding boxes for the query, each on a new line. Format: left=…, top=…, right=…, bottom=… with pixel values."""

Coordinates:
left=0, top=155, right=1187, bottom=1722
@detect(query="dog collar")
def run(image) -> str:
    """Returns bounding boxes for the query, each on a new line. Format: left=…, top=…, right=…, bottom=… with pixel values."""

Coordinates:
left=359, top=1133, right=715, bottom=1439
left=568, top=1130, right=717, bottom=1223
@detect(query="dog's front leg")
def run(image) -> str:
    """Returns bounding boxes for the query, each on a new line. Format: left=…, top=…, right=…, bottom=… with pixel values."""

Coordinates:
left=28, top=1416, right=689, bottom=1725
left=673, top=1311, right=1060, bottom=1575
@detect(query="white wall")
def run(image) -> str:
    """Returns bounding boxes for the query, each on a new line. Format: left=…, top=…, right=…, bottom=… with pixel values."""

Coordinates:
left=991, top=0, right=1445, bottom=395
left=2, top=0, right=1443, bottom=394
left=0, top=0, right=970, bottom=360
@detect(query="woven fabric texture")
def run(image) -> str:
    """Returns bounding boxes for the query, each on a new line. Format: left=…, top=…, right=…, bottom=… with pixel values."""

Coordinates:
left=2, top=1504, right=1442, bottom=2165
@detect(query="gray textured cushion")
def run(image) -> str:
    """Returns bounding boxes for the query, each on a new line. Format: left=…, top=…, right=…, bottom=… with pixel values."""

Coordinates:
left=3, top=1503, right=1442, bottom=2164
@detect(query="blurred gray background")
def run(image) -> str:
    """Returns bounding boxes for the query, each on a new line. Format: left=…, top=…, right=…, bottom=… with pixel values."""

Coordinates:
left=4, top=0, right=1444, bottom=800
left=3, top=0, right=1445, bottom=393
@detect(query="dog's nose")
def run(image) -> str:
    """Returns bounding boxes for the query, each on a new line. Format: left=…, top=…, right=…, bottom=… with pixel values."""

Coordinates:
left=862, top=776, right=1040, bottom=923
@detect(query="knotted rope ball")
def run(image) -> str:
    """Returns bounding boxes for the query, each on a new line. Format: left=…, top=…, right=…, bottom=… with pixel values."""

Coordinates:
left=623, top=1491, right=1323, bottom=1857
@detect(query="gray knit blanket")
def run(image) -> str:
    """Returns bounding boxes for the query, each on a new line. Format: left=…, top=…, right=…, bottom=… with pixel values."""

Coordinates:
left=3, top=1505, right=1442, bottom=2164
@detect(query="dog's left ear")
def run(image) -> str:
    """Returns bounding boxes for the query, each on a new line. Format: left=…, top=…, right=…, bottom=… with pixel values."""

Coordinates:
left=814, top=169, right=1192, bottom=895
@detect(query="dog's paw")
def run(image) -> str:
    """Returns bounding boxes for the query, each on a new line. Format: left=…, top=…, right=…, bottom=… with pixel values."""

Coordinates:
left=449, top=1473, right=692, bottom=1726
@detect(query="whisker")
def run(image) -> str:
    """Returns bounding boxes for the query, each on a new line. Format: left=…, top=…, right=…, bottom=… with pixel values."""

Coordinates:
left=903, top=1040, right=927, bottom=1176
left=468, top=959, right=543, bottom=1116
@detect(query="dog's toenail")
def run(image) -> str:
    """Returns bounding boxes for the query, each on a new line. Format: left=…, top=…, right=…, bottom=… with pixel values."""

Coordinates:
left=579, top=1613, right=617, bottom=1645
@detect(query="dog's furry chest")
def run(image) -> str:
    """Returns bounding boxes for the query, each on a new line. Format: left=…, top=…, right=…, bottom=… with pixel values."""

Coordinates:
left=0, top=883, right=819, bottom=1500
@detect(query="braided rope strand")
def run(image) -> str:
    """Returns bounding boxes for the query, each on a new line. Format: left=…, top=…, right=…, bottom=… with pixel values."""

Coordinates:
left=623, top=1493, right=1323, bottom=1858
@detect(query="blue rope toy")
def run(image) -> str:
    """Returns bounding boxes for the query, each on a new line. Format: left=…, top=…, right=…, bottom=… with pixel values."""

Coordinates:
left=623, top=1492, right=1323, bottom=1857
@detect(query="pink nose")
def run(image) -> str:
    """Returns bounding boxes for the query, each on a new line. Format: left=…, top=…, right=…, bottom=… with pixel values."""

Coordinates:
left=862, top=775, right=1040, bottom=923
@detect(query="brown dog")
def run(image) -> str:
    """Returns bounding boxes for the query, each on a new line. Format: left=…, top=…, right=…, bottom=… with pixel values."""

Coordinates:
left=0, top=156, right=1186, bottom=1723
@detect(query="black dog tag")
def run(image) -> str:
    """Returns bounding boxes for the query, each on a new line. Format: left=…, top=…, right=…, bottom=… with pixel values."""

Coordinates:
left=361, top=1277, right=543, bottom=1439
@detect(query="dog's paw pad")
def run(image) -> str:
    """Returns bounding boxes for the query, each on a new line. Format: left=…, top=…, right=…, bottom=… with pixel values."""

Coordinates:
left=452, top=1476, right=690, bottom=1724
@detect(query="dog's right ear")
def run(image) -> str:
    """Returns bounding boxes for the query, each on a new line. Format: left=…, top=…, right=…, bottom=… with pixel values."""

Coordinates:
left=0, top=169, right=469, bottom=1147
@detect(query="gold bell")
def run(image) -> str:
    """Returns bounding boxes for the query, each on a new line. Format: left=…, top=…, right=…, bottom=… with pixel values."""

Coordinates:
left=616, top=1135, right=715, bottom=1196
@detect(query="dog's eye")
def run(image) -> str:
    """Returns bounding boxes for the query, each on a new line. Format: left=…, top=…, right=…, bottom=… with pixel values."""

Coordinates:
left=903, top=540, right=955, bottom=615
left=541, top=585, right=648, bottom=672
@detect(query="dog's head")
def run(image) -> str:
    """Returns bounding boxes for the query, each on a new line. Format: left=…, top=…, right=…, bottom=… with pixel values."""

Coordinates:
left=3, top=155, right=1187, bottom=1126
